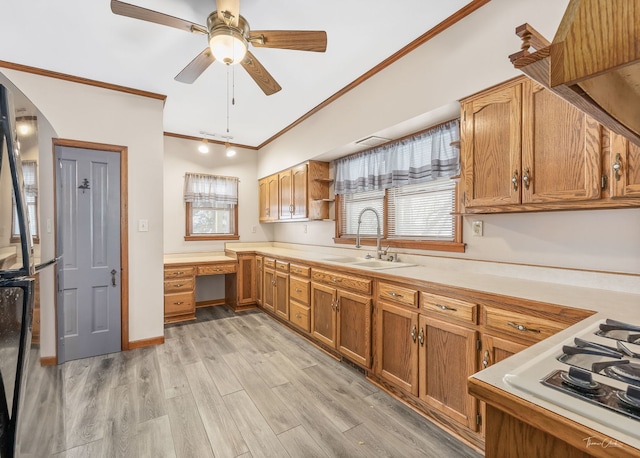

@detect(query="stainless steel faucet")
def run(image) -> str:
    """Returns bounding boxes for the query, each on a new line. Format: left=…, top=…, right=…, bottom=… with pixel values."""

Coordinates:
left=355, top=207, right=384, bottom=259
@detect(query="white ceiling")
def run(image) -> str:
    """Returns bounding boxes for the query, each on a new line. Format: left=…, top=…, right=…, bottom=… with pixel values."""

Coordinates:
left=1, top=0, right=474, bottom=148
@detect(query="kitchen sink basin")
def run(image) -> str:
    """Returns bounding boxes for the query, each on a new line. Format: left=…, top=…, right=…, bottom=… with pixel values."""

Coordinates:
left=350, top=261, right=415, bottom=270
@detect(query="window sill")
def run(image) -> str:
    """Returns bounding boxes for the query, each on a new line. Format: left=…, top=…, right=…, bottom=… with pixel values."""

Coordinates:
left=185, top=235, right=240, bottom=241
left=333, top=237, right=465, bottom=253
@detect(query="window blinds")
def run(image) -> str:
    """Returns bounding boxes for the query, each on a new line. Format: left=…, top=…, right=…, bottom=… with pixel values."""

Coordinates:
left=340, top=190, right=384, bottom=236
left=387, top=179, right=456, bottom=240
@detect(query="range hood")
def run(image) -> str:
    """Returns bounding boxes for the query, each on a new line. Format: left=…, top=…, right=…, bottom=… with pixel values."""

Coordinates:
left=509, top=0, right=640, bottom=146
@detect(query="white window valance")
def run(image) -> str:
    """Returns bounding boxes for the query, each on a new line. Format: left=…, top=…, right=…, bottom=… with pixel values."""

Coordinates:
left=22, top=160, right=37, bottom=197
left=334, top=119, right=460, bottom=195
left=183, top=173, right=238, bottom=207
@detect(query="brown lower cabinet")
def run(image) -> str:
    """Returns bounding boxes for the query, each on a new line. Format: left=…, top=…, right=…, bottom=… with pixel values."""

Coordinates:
left=310, top=277, right=373, bottom=368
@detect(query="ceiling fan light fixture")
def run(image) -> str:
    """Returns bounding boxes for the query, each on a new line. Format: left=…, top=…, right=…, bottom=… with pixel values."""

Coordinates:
left=209, top=31, right=247, bottom=65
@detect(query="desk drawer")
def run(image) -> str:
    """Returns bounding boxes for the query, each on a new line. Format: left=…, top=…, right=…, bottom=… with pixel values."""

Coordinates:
left=164, top=292, right=195, bottom=316
left=290, top=263, right=310, bottom=278
left=378, top=281, right=418, bottom=308
left=311, top=269, right=371, bottom=295
left=164, top=266, right=195, bottom=280
left=164, top=277, right=194, bottom=294
left=483, top=305, right=565, bottom=342
left=290, top=302, right=310, bottom=332
left=290, top=277, right=310, bottom=305
left=421, top=292, right=477, bottom=324
left=197, top=263, right=237, bottom=276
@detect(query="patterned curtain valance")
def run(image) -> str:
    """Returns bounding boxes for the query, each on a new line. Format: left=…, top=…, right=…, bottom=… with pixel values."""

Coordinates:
left=183, top=173, right=239, bottom=207
left=334, top=119, right=459, bottom=195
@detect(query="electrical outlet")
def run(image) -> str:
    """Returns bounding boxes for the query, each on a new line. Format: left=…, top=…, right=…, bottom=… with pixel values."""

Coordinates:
left=251, top=226, right=257, bottom=233
left=304, top=224, right=308, bottom=234
left=138, top=219, right=149, bottom=232
left=472, top=220, right=483, bottom=237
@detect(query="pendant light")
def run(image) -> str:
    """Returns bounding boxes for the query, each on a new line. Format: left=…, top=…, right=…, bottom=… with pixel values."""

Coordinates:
left=225, top=142, right=236, bottom=157
left=198, top=138, right=209, bottom=154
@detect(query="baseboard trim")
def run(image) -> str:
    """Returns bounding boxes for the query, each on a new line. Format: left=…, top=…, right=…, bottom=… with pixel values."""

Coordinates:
left=40, top=356, right=57, bottom=366
left=196, top=298, right=225, bottom=308
left=129, top=336, right=165, bottom=350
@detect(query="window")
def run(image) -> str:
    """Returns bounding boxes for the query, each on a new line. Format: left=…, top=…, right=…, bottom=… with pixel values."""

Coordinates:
left=334, top=119, right=463, bottom=252
left=12, top=160, right=38, bottom=243
left=184, top=173, right=239, bottom=241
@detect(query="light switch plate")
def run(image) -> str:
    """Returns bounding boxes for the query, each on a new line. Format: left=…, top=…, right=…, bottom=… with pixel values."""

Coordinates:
left=138, top=219, right=149, bottom=232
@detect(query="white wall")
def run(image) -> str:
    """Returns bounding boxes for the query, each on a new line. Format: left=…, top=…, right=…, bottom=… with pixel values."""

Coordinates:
left=259, top=0, right=640, bottom=276
left=163, top=135, right=272, bottom=298
left=2, top=68, right=166, bottom=357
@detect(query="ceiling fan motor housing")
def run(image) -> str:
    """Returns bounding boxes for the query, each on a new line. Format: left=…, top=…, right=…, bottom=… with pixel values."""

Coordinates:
left=207, top=12, right=250, bottom=65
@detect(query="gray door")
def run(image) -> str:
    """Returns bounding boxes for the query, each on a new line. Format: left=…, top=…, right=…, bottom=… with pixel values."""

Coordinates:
left=55, top=146, right=121, bottom=363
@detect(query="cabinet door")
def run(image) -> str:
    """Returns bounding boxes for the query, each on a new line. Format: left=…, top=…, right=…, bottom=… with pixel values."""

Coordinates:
left=237, top=255, right=256, bottom=305
left=479, top=334, right=528, bottom=438
left=263, top=268, right=275, bottom=313
left=258, top=178, right=268, bottom=222
left=311, top=282, right=337, bottom=348
left=337, top=290, right=372, bottom=368
left=267, top=174, right=279, bottom=221
left=419, top=316, right=479, bottom=431
left=279, top=170, right=293, bottom=219
left=461, top=81, right=522, bottom=207
left=291, top=164, right=308, bottom=219
left=610, top=132, right=640, bottom=198
left=376, top=302, right=419, bottom=396
left=275, top=270, right=290, bottom=320
left=256, top=257, right=263, bottom=306
left=522, top=81, right=602, bottom=203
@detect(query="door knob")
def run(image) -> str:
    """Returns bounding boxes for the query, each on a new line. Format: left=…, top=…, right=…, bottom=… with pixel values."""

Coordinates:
left=111, top=269, right=117, bottom=287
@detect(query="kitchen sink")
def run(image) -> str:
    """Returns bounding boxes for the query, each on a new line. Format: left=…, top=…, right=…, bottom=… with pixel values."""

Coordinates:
left=350, top=261, right=415, bottom=270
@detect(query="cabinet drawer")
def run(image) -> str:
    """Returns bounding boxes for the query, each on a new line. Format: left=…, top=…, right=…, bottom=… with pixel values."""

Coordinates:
left=483, top=305, right=565, bottom=342
left=197, top=263, right=237, bottom=276
left=290, top=277, right=310, bottom=305
left=377, top=281, right=418, bottom=308
left=164, top=292, right=195, bottom=316
left=289, top=302, right=310, bottom=332
left=421, top=292, right=478, bottom=324
left=164, top=266, right=195, bottom=280
left=311, top=269, right=372, bottom=295
left=164, top=277, right=195, bottom=294
left=276, top=260, right=290, bottom=272
left=263, top=258, right=276, bottom=268
left=290, top=263, right=310, bottom=278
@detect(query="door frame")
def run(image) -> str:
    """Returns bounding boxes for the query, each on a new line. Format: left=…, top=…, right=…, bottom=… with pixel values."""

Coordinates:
left=52, top=138, right=129, bottom=358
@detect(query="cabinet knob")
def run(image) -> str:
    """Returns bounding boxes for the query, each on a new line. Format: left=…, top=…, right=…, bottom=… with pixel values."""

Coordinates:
left=522, top=167, right=531, bottom=190
left=613, top=153, right=623, bottom=181
left=418, top=327, right=424, bottom=346
left=410, top=324, right=417, bottom=343
left=482, top=350, right=490, bottom=368
left=511, top=170, right=519, bottom=191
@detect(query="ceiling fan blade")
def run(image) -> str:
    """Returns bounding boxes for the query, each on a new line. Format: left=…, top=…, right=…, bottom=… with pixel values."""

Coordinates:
left=216, top=0, right=240, bottom=27
left=175, top=48, right=216, bottom=84
left=240, top=51, right=282, bottom=96
left=250, top=30, right=327, bottom=52
left=111, top=0, right=207, bottom=34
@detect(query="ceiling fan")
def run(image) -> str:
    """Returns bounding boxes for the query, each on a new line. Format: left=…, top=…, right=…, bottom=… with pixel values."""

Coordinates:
left=110, top=0, right=327, bottom=95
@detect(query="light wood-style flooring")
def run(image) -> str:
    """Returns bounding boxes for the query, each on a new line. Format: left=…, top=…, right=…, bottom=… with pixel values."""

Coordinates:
left=19, top=306, right=482, bottom=457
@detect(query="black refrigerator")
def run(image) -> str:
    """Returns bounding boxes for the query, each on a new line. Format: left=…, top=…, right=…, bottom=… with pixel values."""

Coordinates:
left=0, top=84, right=36, bottom=458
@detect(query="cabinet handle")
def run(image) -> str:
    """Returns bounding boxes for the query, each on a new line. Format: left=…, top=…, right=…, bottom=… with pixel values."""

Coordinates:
left=437, top=304, right=457, bottom=312
left=613, top=153, right=622, bottom=181
left=289, top=204, right=294, bottom=213
left=331, top=277, right=342, bottom=283
left=272, top=280, right=276, bottom=286
left=418, top=327, right=424, bottom=346
left=175, top=271, right=184, bottom=275
left=335, top=299, right=339, bottom=311
left=511, top=170, right=518, bottom=191
left=388, top=291, right=403, bottom=298
left=410, top=324, right=417, bottom=343
left=174, top=301, right=184, bottom=305
left=482, top=350, right=490, bottom=368
left=295, top=313, right=301, bottom=319
left=295, top=288, right=302, bottom=293
left=507, top=321, right=541, bottom=334
left=174, top=284, right=183, bottom=287
left=522, top=167, right=531, bottom=190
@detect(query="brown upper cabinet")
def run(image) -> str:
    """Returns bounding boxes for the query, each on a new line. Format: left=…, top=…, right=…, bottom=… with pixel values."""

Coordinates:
left=259, top=161, right=331, bottom=222
left=461, top=76, right=640, bottom=213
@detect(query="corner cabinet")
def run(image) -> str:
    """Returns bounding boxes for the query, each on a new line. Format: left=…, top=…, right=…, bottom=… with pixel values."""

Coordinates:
left=259, top=161, right=331, bottom=222
left=461, top=76, right=605, bottom=212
